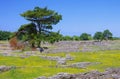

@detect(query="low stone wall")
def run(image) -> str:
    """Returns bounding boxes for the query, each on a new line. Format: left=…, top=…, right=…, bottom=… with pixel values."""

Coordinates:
left=44, top=41, right=120, bottom=53
left=40, top=54, right=74, bottom=65
left=36, top=68, right=120, bottom=79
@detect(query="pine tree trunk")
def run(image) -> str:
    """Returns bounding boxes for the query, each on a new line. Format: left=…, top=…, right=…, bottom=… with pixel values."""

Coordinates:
left=37, top=22, right=42, bottom=48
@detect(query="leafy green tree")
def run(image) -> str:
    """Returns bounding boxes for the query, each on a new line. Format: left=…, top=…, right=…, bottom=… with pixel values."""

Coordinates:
left=62, top=35, right=72, bottom=41
left=103, top=29, right=112, bottom=40
left=46, top=31, right=62, bottom=44
left=93, top=32, right=103, bottom=41
left=72, top=35, right=80, bottom=41
left=21, top=7, right=62, bottom=47
left=0, top=30, right=12, bottom=40
left=17, top=23, right=37, bottom=47
left=80, top=33, right=91, bottom=40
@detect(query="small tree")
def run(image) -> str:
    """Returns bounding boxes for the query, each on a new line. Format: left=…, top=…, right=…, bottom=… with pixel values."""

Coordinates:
left=17, top=23, right=37, bottom=47
left=103, top=29, right=112, bottom=40
left=21, top=7, right=62, bottom=47
left=46, top=31, right=62, bottom=44
left=93, top=32, right=103, bottom=41
left=62, top=36, right=72, bottom=41
left=80, top=33, right=91, bottom=40
left=72, top=35, right=80, bottom=41
left=9, top=36, right=25, bottom=50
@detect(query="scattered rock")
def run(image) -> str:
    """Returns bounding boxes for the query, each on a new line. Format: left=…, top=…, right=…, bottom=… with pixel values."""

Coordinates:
left=20, top=54, right=28, bottom=59
left=0, top=65, right=12, bottom=72
left=69, top=62, right=91, bottom=68
left=40, top=55, right=74, bottom=66
left=36, top=68, right=120, bottom=79
left=35, top=73, right=75, bottom=79
left=36, top=76, right=47, bottom=79
left=40, top=56, right=61, bottom=61
left=57, top=58, right=66, bottom=65
left=65, top=54, right=73, bottom=60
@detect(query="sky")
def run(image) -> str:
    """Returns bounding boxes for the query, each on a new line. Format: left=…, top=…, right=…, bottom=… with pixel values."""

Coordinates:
left=0, top=0, right=120, bottom=37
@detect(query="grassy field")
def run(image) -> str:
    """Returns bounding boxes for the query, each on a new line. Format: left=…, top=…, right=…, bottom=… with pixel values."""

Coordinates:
left=0, top=50, right=120, bottom=79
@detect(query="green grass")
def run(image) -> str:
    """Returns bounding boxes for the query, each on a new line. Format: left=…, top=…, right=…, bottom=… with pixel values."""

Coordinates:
left=0, top=50, right=120, bottom=79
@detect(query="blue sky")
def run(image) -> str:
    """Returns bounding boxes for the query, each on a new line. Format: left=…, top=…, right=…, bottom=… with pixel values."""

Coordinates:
left=0, top=0, right=120, bottom=37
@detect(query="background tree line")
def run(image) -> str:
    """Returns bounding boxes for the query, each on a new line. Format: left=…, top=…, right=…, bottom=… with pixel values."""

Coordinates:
left=0, top=30, right=12, bottom=40
left=59, top=29, right=119, bottom=41
left=0, top=29, right=119, bottom=41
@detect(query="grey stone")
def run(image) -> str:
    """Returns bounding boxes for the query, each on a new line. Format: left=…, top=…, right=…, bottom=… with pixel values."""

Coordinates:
left=57, top=58, right=66, bottom=65
left=48, top=73, right=74, bottom=79
left=65, top=54, right=73, bottom=60
left=35, top=76, right=47, bottom=79
left=36, top=68, right=120, bottom=79
left=40, top=56, right=61, bottom=61
left=0, top=65, right=11, bottom=72
left=70, top=62, right=91, bottom=68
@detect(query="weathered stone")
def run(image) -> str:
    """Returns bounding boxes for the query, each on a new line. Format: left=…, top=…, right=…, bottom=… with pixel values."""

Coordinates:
left=36, top=68, right=120, bottom=79
left=48, top=73, right=75, bottom=79
left=20, top=54, right=28, bottom=59
left=65, top=54, right=73, bottom=60
left=70, top=62, right=91, bottom=68
left=0, top=65, right=11, bottom=72
left=57, top=58, right=66, bottom=65
left=35, top=76, right=47, bottom=79
left=40, top=56, right=61, bottom=61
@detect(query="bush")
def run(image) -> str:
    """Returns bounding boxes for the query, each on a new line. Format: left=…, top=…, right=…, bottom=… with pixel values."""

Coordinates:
left=9, top=37, right=24, bottom=50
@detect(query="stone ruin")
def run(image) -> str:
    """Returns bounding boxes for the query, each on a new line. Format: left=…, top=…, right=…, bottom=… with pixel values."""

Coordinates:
left=40, top=54, right=100, bottom=69
left=0, top=65, right=12, bottom=72
left=35, top=68, right=120, bottom=79
left=40, top=54, right=74, bottom=66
